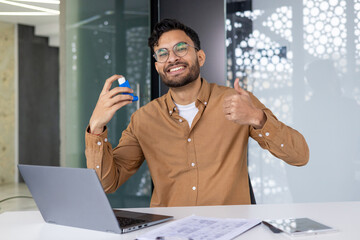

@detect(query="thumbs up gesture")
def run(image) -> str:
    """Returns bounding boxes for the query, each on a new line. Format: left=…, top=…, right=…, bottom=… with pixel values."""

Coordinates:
left=223, top=78, right=266, bottom=129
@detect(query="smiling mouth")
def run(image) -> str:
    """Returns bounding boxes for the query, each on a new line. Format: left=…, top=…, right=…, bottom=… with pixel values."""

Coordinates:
left=169, top=66, right=185, bottom=72
left=166, top=64, right=187, bottom=74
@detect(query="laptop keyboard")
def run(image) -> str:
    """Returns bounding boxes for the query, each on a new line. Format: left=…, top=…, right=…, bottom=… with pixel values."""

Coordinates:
left=116, top=216, right=147, bottom=227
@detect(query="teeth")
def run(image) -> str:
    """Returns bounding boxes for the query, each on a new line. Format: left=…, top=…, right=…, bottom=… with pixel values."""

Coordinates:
left=169, top=66, right=184, bottom=72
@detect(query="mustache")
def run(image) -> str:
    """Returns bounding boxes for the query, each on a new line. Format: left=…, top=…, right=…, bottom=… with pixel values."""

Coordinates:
left=165, top=61, right=188, bottom=72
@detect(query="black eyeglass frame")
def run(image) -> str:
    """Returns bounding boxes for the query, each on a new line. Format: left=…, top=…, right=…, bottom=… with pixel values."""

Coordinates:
left=153, top=42, right=199, bottom=63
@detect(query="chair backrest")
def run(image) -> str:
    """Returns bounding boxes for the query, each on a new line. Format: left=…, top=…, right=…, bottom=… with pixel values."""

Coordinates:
left=248, top=175, right=256, bottom=204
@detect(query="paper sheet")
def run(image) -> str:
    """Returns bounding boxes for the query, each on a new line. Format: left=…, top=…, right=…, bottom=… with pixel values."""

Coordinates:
left=137, top=215, right=261, bottom=240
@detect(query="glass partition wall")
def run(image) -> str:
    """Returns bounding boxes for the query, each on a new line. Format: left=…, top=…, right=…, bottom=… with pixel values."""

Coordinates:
left=63, top=0, right=360, bottom=207
left=226, top=0, right=360, bottom=203
left=64, top=0, right=151, bottom=207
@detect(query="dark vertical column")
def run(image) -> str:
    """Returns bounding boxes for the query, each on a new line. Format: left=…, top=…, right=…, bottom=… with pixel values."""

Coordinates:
left=226, top=0, right=253, bottom=88
left=18, top=24, right=60, bottom=173
left=150, top=0, right=160, bottom=100
left=158, top=0, right=226, bottom=95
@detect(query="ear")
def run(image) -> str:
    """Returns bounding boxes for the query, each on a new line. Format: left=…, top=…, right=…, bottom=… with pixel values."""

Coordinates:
left=197, top=50, right=206, bottom=67
left=155, top=61, right=160, bottom=73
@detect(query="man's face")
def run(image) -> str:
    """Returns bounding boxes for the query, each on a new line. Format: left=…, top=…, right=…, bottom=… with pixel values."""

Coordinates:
left=154, top=30, right=205, bottom=88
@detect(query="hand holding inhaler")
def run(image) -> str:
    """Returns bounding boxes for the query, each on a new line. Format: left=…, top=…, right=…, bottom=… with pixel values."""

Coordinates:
left=89, top=75, right=137, bottom=135
left=118, top=77, right=138, bottom=102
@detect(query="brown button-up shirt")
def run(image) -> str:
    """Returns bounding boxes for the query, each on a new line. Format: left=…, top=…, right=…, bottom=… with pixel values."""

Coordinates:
left=85, top=78, right=309, bottom=207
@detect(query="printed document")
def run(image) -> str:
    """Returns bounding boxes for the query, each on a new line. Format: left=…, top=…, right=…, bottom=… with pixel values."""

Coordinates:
left=137, top=215, right=261, bottom=240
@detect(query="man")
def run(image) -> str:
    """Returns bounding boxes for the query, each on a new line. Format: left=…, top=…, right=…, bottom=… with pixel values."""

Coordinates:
left=85, top=19, right=309, bottom=207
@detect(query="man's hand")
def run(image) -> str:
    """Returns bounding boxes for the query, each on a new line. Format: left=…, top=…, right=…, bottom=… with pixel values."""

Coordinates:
left=223, top=78, right=266, bottom=129
left=89, top=75, right=134, bottom=134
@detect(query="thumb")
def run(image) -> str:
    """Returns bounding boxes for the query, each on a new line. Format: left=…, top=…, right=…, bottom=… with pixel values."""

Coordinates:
left=234, top=78, right=247, bottom=95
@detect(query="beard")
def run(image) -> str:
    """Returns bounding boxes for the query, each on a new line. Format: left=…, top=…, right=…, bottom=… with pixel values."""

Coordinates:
left=159, top=58, right=200, bottom=88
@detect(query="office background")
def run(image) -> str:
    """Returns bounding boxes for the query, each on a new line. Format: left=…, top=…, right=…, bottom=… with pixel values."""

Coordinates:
left=0, top=0, right=359, bottom=207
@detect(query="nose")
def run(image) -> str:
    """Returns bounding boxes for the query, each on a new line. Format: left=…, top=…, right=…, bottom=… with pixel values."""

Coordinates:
left=167, top=49, right=180, bottom=63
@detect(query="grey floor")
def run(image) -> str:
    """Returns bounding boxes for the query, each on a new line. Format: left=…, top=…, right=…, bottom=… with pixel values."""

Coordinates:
left=0, top=183, right=37, bottom=213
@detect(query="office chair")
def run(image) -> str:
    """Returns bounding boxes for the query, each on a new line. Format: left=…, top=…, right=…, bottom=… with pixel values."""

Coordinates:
left=249, top=175, right=256, bottom=204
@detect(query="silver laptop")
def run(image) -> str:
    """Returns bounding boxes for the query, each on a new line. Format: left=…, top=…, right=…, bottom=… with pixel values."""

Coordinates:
left=18, top=164, right=173, bottom=234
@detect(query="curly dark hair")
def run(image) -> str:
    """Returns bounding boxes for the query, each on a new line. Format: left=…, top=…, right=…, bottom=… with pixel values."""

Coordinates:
left=148, top=18, right=201, bottom=53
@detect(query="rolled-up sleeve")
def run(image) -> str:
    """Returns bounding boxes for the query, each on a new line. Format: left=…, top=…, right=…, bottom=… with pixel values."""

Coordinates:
left=85, top=114, right=145, bottom=193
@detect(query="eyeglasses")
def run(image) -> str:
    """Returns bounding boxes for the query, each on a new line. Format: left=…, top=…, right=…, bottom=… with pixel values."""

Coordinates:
left=153, top=42, right=199, bottom=63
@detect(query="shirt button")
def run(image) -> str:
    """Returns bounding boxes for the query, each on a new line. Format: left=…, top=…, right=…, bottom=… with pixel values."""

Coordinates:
left=258, top=134, right=263, bottom=137
left=97, top=141, right=102, bottom=146
left=179, top=119, right=183, bottom=123
left=204, top=101, right=207, bottom=105
left=104, top=138, right=108, bottom=142
left=191, top=163, right=195, bottom=167
left=96, top=165, right=100, bottom=169
left=281, top=144, right=284, bottom=148
left=265, top=132, right=270, bottom=136
left=187, top=138, right=192, bottom=142
left=169, top=110, right=172, bottom=115
left=192, top=186, right=196, bottom=190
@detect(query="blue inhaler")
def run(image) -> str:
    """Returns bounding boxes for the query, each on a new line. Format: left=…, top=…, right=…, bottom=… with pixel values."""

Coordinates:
left=118, top=77, right=138, bottom=102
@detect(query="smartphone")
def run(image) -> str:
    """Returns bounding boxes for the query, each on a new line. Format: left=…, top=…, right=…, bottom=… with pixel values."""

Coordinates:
left=262, top=217, right=337, bottom=236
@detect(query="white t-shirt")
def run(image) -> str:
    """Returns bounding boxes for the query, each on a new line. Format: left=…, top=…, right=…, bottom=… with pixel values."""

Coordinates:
left=174, top=102, right=199, bottom=127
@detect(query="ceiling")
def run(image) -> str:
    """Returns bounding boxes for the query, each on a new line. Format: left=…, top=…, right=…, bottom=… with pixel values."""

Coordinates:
left=0, top=0, right=60, bottom=46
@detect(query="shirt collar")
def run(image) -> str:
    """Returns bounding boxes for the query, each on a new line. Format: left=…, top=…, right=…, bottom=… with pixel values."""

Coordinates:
left=165, top=78, right=211, bottom=116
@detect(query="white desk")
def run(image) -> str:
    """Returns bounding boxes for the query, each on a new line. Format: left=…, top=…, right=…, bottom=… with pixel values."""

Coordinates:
left=0, top=202, right=358, bottom=240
